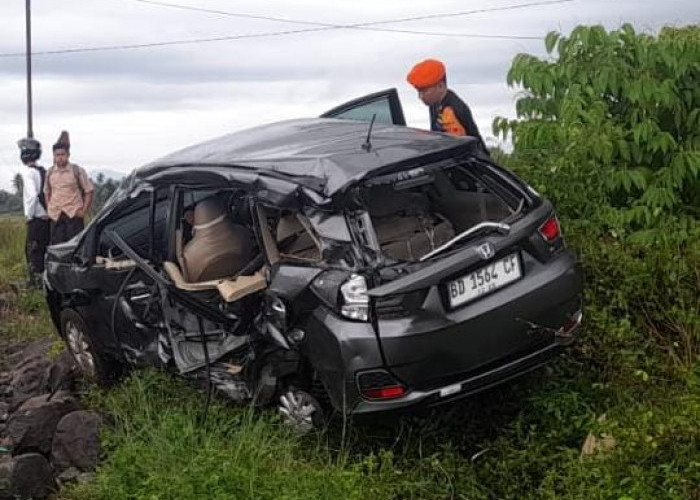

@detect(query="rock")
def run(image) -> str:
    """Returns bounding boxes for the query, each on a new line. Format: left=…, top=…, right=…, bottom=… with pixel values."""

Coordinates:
left=0, top=453, right=54, bottom=499
left=55, top=466, right=95, bottom=487
left=7, top=339, right=53, bottom=372
left=46, top=350, right=77, bottom=395
left=6, top=392, right=79, bottom=456
left=5, top=345, right=76, bottom=412
left=50, top=411, right=101, bottom=473
left=0, top=403, right=8, bottom=423
left=7, top=356, right=52, bottom=410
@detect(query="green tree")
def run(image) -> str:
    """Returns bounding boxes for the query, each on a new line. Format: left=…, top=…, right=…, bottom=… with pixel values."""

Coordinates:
left=91, top=176, right=119, bottom=215
left=493, top=24, right=699, bottom=241
left=12, top=173, right=23, bottom=197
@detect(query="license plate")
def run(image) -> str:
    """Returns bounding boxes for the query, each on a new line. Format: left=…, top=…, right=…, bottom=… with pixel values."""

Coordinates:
left=447, top=252, right=522, bottom=308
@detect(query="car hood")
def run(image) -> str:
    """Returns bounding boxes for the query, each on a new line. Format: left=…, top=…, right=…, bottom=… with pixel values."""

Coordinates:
left=134, top=118, right=483, bottom=204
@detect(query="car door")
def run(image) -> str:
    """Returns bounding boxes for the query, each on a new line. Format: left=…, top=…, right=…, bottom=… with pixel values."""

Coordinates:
left=117, top=187, right=263, bottom=374
left=88, top=189, right=170, bottom=365
left=320, top=88, right=406, bottom=126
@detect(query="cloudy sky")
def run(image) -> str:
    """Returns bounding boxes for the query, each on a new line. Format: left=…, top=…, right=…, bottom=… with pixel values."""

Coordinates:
left=0, top=0, right=696, bottom=190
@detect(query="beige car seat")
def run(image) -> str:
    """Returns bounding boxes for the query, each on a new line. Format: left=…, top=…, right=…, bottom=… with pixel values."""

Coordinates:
left=181, top=198, right=254, bottom=282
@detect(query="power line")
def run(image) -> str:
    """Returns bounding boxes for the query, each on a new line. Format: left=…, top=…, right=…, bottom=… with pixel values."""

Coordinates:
left=0, top=0, right=572, bottom=58
left=136, top=0, right=545, bottom=40
left=135, top=0, right=567, bottom=30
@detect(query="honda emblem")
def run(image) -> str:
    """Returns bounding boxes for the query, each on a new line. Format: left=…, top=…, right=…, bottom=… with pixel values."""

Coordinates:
left=477, top=242, right=494, bottom=260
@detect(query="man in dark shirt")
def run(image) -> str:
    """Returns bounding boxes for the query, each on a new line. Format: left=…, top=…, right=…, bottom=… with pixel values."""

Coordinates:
left=407, top=58, right=488, bottom=152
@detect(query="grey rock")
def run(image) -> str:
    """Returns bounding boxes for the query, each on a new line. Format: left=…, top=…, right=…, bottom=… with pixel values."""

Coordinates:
left=7, top=339, right=52, bottom=373
left=47, top=351, right=76, bottom=395
left=0, top=453, right=54, bottom=499
left=55, top=466, right=80, bottom=484
left=8, top=356, right=52, bottom=410
left=56, top=466, right=96, bottom=487
left=6, top=392, right=79, bottom=456
left=50, top=410, right=101, bottom=473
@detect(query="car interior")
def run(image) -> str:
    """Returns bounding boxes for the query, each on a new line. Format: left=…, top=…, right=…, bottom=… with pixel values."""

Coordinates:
left=361, top=168, right=514, bottom=262
left=158, top=189, right=323, bottom=303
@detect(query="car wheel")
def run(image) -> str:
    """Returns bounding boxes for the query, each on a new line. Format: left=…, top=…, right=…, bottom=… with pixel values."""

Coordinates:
left=60, top=308, right=121, bottom=386
left=278, top=389, right=325, bottom=434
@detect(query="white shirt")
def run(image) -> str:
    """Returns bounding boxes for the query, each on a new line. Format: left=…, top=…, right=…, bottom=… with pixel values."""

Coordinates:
left=22, top=166, right=48, bottom=220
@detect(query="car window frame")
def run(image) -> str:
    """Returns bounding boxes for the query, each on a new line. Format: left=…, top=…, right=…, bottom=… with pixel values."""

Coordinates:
left=94, top=188, right=169, bottom=264
left=320, top=88, right=406, bottom=126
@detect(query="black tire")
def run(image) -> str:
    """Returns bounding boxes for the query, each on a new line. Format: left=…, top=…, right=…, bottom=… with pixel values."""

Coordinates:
left=60, top=308, right=123, bottom=386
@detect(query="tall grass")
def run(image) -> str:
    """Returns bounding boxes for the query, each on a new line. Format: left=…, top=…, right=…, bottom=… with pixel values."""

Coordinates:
left=0, top=215, right=54, bottom=342
left=1, top=209, right=698, bottom=498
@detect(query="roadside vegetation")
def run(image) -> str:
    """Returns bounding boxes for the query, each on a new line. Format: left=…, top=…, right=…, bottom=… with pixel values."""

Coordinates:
left=0, top=215, right=54, bottom=343
left=1, top=23, right=697, bottom=500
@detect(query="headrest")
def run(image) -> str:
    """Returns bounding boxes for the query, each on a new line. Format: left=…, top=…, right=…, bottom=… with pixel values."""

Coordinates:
left=193, top=198, right=226, bottom=229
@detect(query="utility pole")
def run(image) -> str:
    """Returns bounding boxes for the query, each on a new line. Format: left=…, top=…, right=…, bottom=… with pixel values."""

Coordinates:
left=25, top=0, right=34, bottom=138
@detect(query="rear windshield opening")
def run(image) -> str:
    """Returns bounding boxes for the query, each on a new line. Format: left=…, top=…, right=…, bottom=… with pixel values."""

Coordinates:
left=358, top=165, right=524, bottom=262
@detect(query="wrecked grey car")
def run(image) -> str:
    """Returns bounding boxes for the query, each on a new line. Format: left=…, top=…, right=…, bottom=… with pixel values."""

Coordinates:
left=44, top=89, right=583, bottom=429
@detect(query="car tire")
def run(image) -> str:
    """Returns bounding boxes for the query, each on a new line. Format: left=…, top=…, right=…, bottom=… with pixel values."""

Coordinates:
left=278, top=388, right=326, bottom=434
left=60, top=308, right=123, bottom=386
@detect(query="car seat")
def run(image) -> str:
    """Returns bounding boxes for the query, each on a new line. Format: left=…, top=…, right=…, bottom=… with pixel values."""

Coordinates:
left=181, top=198, right=254, bottom=282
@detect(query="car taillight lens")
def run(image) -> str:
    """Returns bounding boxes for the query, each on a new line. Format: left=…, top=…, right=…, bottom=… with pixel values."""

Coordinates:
left=363, top=386, right=406, bottom=400
left=357, top=370, right=407, bottom=400
left=538, top=216, right=561, bottom=242
left=340, top=274, right=370, bottom=321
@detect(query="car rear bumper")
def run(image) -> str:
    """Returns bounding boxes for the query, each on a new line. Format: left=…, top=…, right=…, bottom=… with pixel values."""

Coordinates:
left=304, top=250, right=583, bottom=415
left=351, top=308, right=581, bottom=414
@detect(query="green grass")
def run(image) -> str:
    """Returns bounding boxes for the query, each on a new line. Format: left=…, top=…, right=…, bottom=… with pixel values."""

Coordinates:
left=0, top=215, right=55, bottom=343
left=1, top=214, right=698, bottom=500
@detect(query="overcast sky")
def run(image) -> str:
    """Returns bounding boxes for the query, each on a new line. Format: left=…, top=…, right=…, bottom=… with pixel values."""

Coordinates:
left=0, top=0, right=697, bottom=190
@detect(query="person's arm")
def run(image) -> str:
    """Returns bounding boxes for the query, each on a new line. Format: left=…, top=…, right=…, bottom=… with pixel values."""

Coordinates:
left=82, top=191, right=94, bottom=215
left=451, top=97, right=488, bottom=152
left=22, top=171, right=36, bottom=220
left=23, top=169, right=45, bottom=220
left=44, top=168, right=52, bottom=206
left=77, top=166, right=95, bottom=216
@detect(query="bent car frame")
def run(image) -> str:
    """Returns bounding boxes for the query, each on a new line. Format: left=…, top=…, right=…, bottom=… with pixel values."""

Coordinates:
left=44, top=89, right=583, bottom=430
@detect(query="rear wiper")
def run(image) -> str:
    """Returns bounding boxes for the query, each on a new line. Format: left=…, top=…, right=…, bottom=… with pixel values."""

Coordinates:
left=419, top=222, right=510, bottom=262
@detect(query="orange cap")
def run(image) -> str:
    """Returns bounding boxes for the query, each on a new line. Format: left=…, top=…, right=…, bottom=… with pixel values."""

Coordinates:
left=406, top=59, right=446, bottom=89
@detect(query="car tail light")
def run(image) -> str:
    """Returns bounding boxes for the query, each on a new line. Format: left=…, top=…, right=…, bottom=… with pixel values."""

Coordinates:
left=538, top=216, right=561, bottom=242
left=340, top=274, right=370, bottom=321
left=357, top=370, right=407, bottom=400
left=363, top=386, right=406, bottom=400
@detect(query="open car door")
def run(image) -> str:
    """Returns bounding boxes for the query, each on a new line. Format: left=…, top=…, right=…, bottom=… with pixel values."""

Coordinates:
left=105, top=229, right=257, bottom=376
left=320, top=88, right=406, bottom=126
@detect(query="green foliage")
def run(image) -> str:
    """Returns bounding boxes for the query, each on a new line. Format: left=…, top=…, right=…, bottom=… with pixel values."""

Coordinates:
left=495, top=24, right=699, bottom=368
left=91, top=176, right=120, bottom=216
left=494, top=24, right=700, bottom=239
left=0, top=190, right=22, bottom=214
left=0, top=216, right=55, bottom=342
left=65, top=370, right=464, bottom=500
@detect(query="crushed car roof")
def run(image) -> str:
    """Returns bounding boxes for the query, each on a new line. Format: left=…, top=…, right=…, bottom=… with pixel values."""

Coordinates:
left=135, top=118, right=481, bottom=200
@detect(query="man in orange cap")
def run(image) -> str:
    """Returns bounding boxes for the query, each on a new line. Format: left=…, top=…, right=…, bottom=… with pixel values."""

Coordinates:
left=407, top=59, right=487, bottom=152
